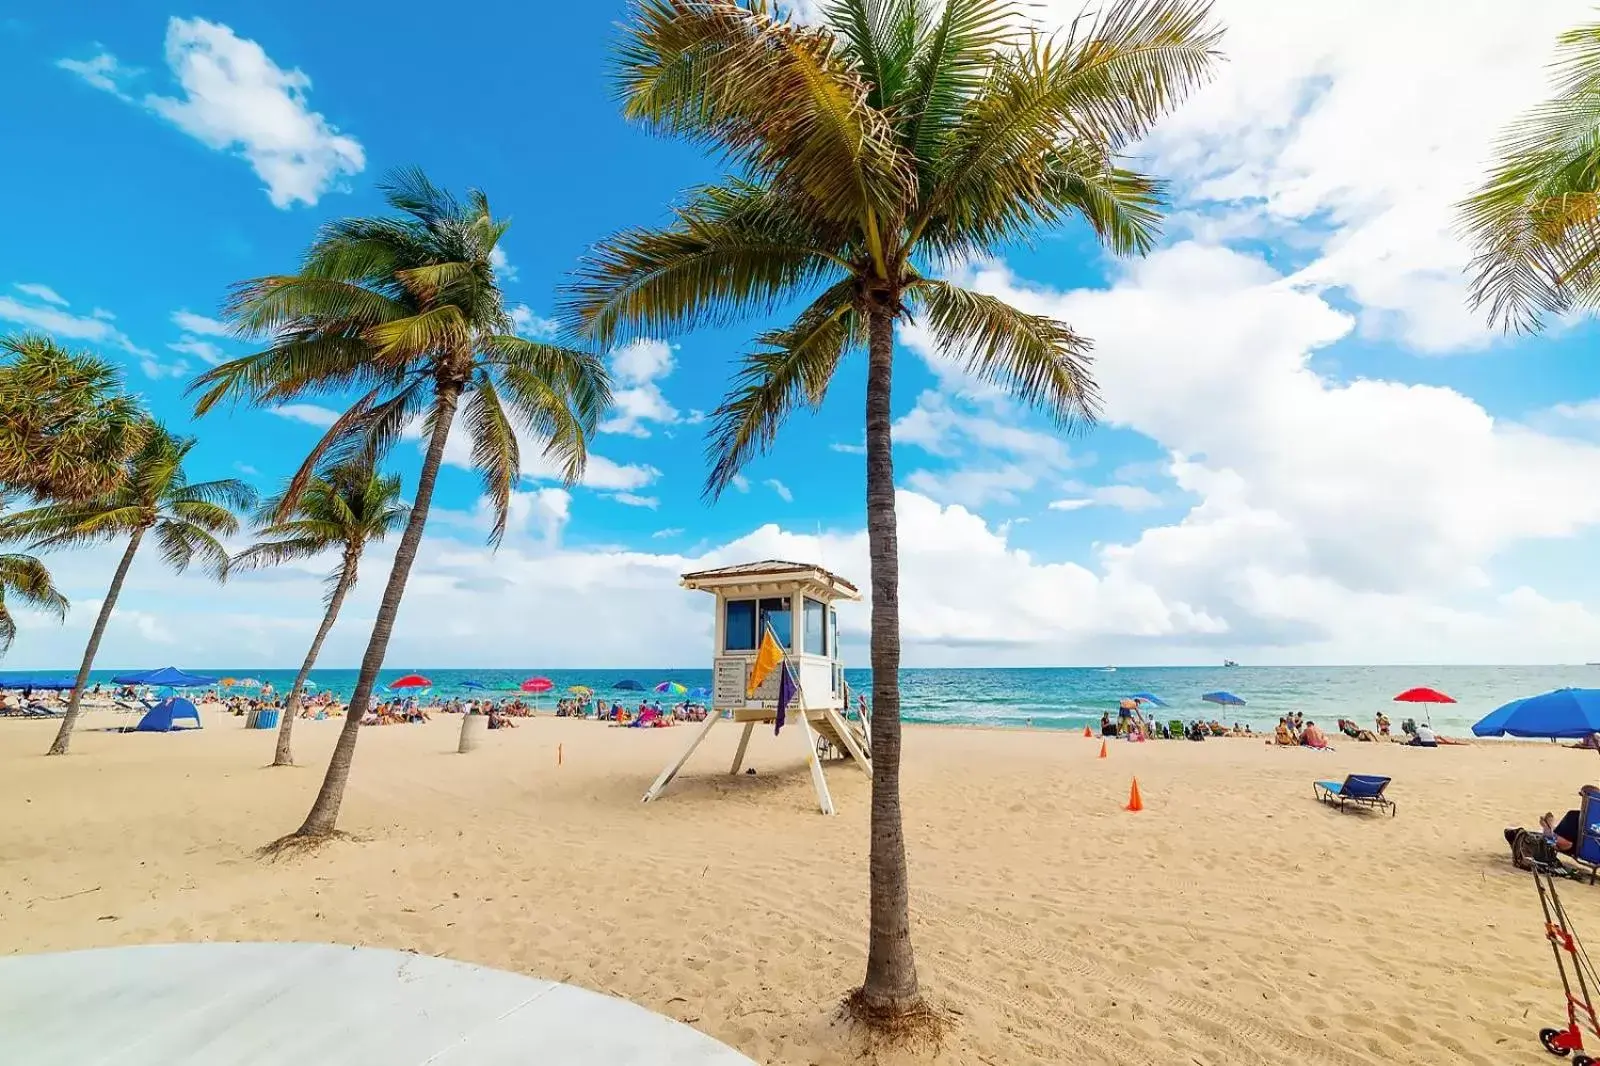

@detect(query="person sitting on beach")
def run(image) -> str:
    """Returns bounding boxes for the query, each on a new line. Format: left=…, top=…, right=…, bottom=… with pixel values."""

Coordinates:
left=1100, top=712, right=1116, bottom=737
left=1506, top=785, right=1600, bottom=869
left=1375, top=712, right=1392, bottom=737
left=1273, top=718, right=1296, bottom=746
left=1408, top=721, right=1438, bottom=747
left=1300, top=720, right=1331, bottom=750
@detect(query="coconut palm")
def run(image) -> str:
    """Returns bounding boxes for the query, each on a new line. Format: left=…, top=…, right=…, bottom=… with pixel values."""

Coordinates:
left=1461, top=18, right=1600, bottom=332
left=0, top=547, right=68, bottom=657
left=230, top=462, right=409, bottom=767
left=0, top=427, right=255, bottom=754
left=0, top=334, right=150, bottom=502
left=567, top=0, right=1222, bottom=1023
left=190, top=168, right=610, bottom=842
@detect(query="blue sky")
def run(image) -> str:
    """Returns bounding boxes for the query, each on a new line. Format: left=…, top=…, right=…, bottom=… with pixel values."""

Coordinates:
left=3, top=0, right=1600, bottom=669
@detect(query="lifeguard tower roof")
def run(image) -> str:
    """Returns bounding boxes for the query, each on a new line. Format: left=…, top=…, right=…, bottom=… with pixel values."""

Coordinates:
left=679, top=560, right=861, bottom=600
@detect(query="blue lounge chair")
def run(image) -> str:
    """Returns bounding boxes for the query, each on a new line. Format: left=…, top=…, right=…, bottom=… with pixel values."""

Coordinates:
left=1313, top=775, right=1395, bottom=817
left=1566, top=793, right=1600, bottom=883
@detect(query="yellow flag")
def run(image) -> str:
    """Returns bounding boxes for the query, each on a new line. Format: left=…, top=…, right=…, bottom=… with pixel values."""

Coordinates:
left=747, top=627, right=784, bottom=697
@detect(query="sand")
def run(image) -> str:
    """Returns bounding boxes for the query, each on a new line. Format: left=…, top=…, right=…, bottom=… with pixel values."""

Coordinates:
left=0, top=708, right=1588, bottom=1065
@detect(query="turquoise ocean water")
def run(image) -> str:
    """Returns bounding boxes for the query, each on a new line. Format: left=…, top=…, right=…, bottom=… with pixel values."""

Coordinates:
left=8, top=664, right=1597, bottom=735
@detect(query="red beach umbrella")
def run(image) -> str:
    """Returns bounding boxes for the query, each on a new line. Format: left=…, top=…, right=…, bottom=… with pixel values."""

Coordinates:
left=521, top=677, right=554, bottom=694
left=1394, top=687, right=1456, bottom=705
left=389, top=674, right=432, bottom=689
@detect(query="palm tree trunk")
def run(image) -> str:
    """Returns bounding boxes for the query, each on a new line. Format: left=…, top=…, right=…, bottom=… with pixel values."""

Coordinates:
left=272, top=553, right=357, bottom=767
left=48, top=527, right=145, bottom=756
left=858, top=303, right=921, bottom=1012
left=293, top=388, right=460, bottom=837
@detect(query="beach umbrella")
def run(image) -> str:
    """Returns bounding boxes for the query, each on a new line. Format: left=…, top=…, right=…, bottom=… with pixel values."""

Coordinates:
left=1129, top=692, right=1168, bottom=708
left=302, top=680, right=317, bottom=690
left=461, top=680, right=487, bottom=690
left=567, top=684, right=593, bottom=696
left=613, top=679, right=645, bottom=692
left=1472, top=689, right=1600, bottom=740
left=654, top=681, right=687, bottom=696
left=520, top=677, right=554, bottom=694
left=1202, top=691, right=1246, bottom=707
left=688, top=687, right=710, bottom=701
left=110, top=667, right=219, bottom=688
left=1394, top=686, right=1455, bottom=705
left=388, top=674, right=432, bottom=690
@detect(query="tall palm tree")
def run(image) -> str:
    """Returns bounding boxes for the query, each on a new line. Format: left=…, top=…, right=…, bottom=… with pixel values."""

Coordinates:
left=0, top=546, right=68, bottom=656
left=0, top=428, right=255, bottom=754
left=190, top=168, right=610, bottom=842
left=1461, top=18, right=1600, bottom=332
left=230, top=461, right=409, bottom=767
left=0, top=334, right=150, bottom=502
left=567, top=0, right=1221, bottom=1024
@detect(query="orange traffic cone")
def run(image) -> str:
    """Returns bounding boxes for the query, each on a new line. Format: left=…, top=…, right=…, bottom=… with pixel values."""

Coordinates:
left=1126, top=777, right=1144, bottom=812
left=1098, top=740, right=1108, bottom=759
left=1083, top=726, right=1093, bottom=738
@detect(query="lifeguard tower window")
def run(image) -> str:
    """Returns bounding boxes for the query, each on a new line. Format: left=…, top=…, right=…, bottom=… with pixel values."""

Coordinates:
left=724, top=597, right=793, bottom=651
left=803, top=597, right=826, bottom=656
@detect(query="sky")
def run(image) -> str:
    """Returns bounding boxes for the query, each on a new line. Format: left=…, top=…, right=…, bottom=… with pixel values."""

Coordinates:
left=3, top=0, right=1600, bottom=670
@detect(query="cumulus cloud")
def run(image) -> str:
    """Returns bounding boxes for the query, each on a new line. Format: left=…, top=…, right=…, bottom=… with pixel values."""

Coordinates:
left=61, top=18, right=364, bottom=208
left=0, top=286, right=154, bottom=364
left=1051, top=484, right=1165, bottom=513
left=764, top=478, right=793, bottom=503
left=168, top=336, right=226, bottom=365
left=269, top=403, right=341, bottom=427
left=14, top=283, right=67, bottom=306
left=171, top=309, right=230, bottom=336
left=600, top=339, right=684, bottom=437
left=509, top=304, right=558, bottom=339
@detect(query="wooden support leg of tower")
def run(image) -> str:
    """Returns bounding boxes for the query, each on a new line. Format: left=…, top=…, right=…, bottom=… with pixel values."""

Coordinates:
left=641, top=711, right=722, bottom=803
left=823, top=707, right=872, bottom=774
left=795, top=709, right=835, bottom=816
left=729, top=722, right=754, bottom=774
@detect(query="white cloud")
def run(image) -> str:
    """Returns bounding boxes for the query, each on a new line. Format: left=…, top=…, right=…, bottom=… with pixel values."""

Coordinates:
left=1050, top=485, right=1165, bottom=513
left=730, top=474, right=751, bottom=493
left=168, top=336, right=226, bottom=365
left=14, top=283, right=67, bottom=306
left=509, top=304, right=558, bottom=339
left=830, top=441, right=866, bottom=455
left=600, top=339, right=683, bottom=438
left=652, top=528, right=685, bottom=539
left=490, top=245, right=518, bottom=283
left=138, top=356, right=190, bottom=380
left=764, top=478, right=793, bottom=503
left=171, top=309, right=230, bottom=336
left=1550, top=400, right=1600, bottom=423
left=1048, top=498, right=1094, bottom=512
left=609, top=492, right=660, bottom=509
left=0, top=289, right=152, bottom=360
left=64, top=19, right=364, bottom=208
left=269, top=403, right=341, bottom=427
left=905, top=466, right=1037, bottom=508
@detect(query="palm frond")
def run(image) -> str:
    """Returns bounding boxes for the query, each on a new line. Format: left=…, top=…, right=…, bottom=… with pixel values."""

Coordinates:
left=461, top=372, right=521, bottom=546
left=912, top=278, right=1099, bottom=425
left=224, top=276, right=409, bottom=339
left=165, top=498, right=244, bottom=538
left=704, top=278, right=859, bottom=497
left=228, top=534, right=334, bottom=573
left=154, top=519, right=230, bottom=579
left=169, top=478, right=258, bottom=514
left=893, top=0, right=1021, bottom=180
left=0, top=552, right=69, bottom=654
left=483, top=336, right=613, bottom=442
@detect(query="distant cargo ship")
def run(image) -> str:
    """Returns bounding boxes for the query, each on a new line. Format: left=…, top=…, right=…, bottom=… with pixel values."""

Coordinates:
left=1223, top=659, right=1240, bottom=667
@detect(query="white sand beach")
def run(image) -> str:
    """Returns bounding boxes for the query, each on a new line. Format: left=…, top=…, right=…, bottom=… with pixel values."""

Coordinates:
left=0, top=709, right=1587, bottom=1065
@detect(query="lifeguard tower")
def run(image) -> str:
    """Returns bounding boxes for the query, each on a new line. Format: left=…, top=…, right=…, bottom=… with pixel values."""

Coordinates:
left=641, top=560, right=872, bottom=814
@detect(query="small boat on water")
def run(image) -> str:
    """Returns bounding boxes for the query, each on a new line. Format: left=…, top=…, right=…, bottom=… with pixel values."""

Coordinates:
left=1101, top=666, right=1117, bottom=673
left=1223, top=659, right=1240, bottom=668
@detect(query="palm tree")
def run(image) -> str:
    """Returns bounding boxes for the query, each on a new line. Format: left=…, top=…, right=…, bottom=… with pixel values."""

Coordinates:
left=567, top=0, right=1222, bottom=1024
left=1461, top=18, right=1600, bottom=332
left=230, top=461, right=408, bottom=767
left=1, top=427, right=255, bottom=754
left=0, top=547, right=68, bottom=656
left=0, top=334, right=150, bottom=502
left=190, top=168, right=610, bottom=843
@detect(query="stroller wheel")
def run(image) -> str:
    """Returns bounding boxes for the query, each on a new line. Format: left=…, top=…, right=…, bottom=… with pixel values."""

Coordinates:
left=1542, top=1027, right=1573, bottom=1056
left=1573, top=1056, right=1592, bottom=1066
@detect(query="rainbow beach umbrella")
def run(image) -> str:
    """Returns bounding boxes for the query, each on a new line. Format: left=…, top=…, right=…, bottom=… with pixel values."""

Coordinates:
left=654, top=681, right=687, bottom=696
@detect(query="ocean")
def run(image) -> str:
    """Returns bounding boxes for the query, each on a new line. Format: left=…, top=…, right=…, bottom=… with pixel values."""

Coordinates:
left=8, top=664, right=1596, bottom=735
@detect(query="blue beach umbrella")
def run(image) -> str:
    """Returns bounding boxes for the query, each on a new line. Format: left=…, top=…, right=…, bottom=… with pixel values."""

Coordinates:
left=1202, top=691, right=1246, bottom=707
left=1130, top=692, right=1168, bottom=708
left=613, top=679, right=645, bottom=692
left=111, top=667, right=219, bottom=688
left=1472, top=689, right=1600, bottom=739
left=461, top=680, right=487, bottom=690
left=688, top=687, right=711, bottom=701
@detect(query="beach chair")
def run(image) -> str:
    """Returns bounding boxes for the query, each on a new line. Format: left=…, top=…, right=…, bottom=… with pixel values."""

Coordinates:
left=1568, top=794, right=1600, bottom=884
left=1313, top=775, right=1395, bottom=817
left=1169, top=719, right=1183, bottom=739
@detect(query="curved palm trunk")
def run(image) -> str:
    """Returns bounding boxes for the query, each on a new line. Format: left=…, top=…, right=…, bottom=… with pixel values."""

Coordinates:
left=293, top=388, right=460, bottom=836
left=272, top=553, right=357, bottom=767
left=858, top=305, right=921, bottom=1011
left=48, top=528, right=145, bottom=756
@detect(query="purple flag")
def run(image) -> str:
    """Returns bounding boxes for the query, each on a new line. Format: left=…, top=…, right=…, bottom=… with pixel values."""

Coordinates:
left=776, top=663, right=796, bottom=734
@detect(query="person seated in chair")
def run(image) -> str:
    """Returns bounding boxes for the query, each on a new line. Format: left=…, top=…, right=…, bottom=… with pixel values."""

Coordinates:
left=1507, top=785, right=1600, bottom=868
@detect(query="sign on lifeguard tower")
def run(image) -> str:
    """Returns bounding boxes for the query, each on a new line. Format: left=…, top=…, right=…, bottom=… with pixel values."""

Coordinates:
left=641, top=560, right=871, bottom=814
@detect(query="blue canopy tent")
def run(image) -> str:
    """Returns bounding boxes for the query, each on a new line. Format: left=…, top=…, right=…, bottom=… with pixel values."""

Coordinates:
left=111, top=667, right=218, bottom=688
left=0, top=674, right=78, bottom=691
left=135, top=696, right=201, bottom=732
left=1472, top=689, right=1600, bottom=739
left=613, top=679, right=645, bottom=692
left=1202, top=691, right=1246, bottom=707
left=1129, top=692, right=1168, bottom=708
